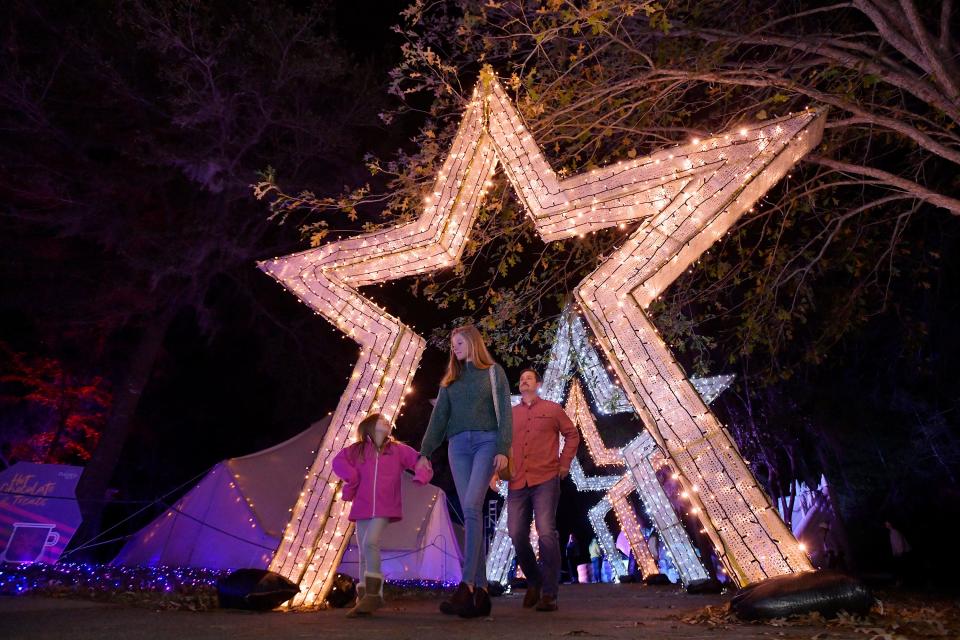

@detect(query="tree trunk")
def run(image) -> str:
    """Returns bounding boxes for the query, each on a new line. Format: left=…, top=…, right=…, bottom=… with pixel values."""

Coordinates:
left=69, top=308, right=174, bottom=558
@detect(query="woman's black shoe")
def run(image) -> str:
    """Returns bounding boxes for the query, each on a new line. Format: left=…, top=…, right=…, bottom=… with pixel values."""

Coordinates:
left=458, top=587, right=492, bottom=618
left=439, top=582, right=472, bottom=615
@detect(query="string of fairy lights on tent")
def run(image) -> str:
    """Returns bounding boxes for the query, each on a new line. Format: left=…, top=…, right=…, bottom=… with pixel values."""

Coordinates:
left=261, top=66, right=822, bottom=605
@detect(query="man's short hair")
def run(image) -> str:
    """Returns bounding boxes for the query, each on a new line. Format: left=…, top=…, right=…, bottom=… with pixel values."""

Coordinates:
left=519, top=367, right=542, bottom=382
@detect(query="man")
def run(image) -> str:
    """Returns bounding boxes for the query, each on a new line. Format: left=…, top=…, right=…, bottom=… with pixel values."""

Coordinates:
left=497, top=368, right=580, bottom=611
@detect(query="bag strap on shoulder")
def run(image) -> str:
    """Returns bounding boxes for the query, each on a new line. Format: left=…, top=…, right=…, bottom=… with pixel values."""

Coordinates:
left=489, top=366, right=500, bottom=424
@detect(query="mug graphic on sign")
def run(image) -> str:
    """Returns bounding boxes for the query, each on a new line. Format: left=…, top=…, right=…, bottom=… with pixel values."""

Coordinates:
left=1, top=522, right=60, bottom=563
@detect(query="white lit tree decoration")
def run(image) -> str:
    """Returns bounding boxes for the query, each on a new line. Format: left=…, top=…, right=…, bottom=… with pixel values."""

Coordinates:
left=261, top=66, right=823, bottom=605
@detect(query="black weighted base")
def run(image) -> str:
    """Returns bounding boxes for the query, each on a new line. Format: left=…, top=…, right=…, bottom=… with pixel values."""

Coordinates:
left=730, top=570, right=873, bottom=620
left=216, top=568, right=301, bottom=611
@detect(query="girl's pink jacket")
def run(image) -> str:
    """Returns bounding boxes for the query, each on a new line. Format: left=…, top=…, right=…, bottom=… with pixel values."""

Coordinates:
left=332, top=438, right=433, bottom=522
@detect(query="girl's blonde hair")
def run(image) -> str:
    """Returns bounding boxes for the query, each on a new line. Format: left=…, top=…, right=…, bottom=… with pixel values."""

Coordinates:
left=349, top=412, right=397, bottom=462
left=440, top=324, right=496, bottom=387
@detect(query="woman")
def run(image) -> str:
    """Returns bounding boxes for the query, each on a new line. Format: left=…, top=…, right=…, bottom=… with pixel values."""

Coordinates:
left=416, top=324, right=512, bottom=618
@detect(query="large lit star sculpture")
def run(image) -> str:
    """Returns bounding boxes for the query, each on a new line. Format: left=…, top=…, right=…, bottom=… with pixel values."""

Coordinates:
left=261, top=67, right=823, bottom=604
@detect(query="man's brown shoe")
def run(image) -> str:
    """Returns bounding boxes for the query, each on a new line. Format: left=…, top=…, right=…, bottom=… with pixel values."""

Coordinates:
left=535, top=594, right=558, bottom=611
left=522, top=586, right=541, bottom=608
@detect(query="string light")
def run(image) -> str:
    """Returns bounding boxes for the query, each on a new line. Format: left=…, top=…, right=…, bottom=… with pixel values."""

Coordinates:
left=0, top=562, right=228, bottom=597
left=567, top=381, right=622, bottom=466
left=530, top=312, right=734, bottom=412
left=607, top=476, right=659, bottom=578
left=588, top=497, right=628, bottom=580
left=0, top=563, right=457, bottom=600
left=263, top=67, right=821, bottom=602
left=485, top=481, right=514, bottom=586
left=623, top=433, right=711, bottom=585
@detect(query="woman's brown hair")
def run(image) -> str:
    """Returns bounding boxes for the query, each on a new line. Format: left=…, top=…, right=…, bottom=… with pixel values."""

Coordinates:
left=440, top=324, right=497, bottom=387
left=349, top=412, right=397, bottom=462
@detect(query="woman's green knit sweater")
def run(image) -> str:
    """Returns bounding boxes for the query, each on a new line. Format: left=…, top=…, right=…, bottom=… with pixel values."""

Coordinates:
left=419, top=361, right=513, bottom=457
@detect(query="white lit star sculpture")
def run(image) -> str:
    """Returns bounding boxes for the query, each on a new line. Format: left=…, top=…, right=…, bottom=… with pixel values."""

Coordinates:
left=550, top=311, right=728, bottom=585
left=261, top=67, right=823, bottom=605
left=488, top=310, right=730, bottom=586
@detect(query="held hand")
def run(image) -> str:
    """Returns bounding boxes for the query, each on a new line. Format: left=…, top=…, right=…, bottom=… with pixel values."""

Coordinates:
left=415, top=455, right=432, bottom=474
left=559, top=468, right=569, bottom=479
left=489, top=474, right=500, bottom=493
left=493, top=454, right=508, bottom=473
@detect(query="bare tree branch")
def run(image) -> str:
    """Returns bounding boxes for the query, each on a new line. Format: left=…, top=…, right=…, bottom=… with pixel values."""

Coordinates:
left=940, top=0, right=955, bottom=53
left=899, top=0, right=960, bottom=99
left=807, top=154, right=960, bottom=215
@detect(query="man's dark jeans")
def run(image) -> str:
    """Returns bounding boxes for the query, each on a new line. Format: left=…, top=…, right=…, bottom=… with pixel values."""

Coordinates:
left=507, top=476, right=561, bottom=597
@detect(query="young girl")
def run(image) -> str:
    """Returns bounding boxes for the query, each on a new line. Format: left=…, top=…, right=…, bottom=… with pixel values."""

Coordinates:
left=333, top=412, right=432, bottom=617
left=415, top=324, right=512, bottom=618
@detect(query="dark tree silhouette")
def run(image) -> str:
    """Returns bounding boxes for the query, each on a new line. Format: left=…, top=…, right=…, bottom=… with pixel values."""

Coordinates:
left=1, top=0, right=386, bottom=547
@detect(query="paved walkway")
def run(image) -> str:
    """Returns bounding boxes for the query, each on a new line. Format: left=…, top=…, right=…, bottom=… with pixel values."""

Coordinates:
left=1, top=583, right=878, bottom=640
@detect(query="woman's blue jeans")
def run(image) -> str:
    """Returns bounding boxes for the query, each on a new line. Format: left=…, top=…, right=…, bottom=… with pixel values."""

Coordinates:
left=448, top=430, right=498, bottom=588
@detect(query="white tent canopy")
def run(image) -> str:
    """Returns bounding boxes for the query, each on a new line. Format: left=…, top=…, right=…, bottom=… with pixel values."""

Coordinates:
left=113, top=418, right=462, bottom=583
